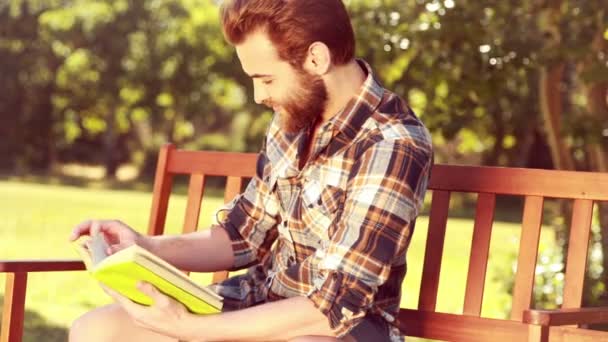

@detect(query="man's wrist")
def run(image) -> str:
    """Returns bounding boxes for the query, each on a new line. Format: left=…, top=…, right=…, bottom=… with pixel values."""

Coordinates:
left=137, top=234, right=157, bottom=253
left=179, top=312, right=210, bottom=342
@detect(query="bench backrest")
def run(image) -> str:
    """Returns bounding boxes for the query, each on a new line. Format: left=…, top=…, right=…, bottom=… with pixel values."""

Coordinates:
left=149, top=144, right=608, bottom=320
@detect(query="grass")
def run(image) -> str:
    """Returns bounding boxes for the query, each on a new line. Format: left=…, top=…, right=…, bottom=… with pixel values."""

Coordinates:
left=0, top=180, right=557, bottom=342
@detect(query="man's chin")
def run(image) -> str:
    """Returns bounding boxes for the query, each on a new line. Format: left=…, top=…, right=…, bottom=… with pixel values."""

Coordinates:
left=278, top=115, right=298, bottom=134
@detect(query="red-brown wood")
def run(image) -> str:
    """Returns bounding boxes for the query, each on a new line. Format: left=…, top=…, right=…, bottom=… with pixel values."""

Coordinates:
left=524, top=307, right=608, bottom=326
left=397, top=308, right=530, bottom=341
left=0, top=260, right=84, bottom=273
left=147, top=144, right=175, bottom=236
left=528, top=325, right=549, bottom=342
left=562, top=199, right=593, bottom=309
left=418, top=190, right=450, bottom=311
left=183, top=174, right=207, bottom=234
left=550, top=326, right=608, bottom=342
left=511, top=195, right=544, bottom=321
left=167, top=150, right=257, bottom=177
left=429, top=165, right=608, bottom=200
left=1, top=273, right=27, bottom=342
left=463, top=193, right=496, bottom=316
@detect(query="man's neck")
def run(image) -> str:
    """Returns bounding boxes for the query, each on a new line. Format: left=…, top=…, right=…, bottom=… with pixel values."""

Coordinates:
left=320, top=60, right=367, bottom=123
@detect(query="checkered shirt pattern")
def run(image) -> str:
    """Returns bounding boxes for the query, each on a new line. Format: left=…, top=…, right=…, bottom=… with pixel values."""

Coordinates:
left=215, top=60, right=433, bottom=340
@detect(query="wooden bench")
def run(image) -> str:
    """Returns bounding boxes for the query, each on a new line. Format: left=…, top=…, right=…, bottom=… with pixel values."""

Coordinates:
left=2, top=143, right=608, bottom=342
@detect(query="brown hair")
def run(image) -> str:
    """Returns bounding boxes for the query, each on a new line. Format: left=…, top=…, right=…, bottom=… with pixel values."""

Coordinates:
left=220, top=0, right=355, bottom=67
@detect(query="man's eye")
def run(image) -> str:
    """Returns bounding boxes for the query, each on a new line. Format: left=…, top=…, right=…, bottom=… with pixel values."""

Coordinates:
left=262, top=79, right=273, bottom=85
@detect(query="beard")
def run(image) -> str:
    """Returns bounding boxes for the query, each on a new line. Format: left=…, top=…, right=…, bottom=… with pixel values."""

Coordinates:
left=264, top=69, right=328, bottom=134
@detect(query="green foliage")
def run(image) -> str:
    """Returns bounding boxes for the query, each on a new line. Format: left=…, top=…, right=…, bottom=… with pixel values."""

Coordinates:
left=2, top=0, right=607, bottom=173
left=0, top=0, right=256, bottom=176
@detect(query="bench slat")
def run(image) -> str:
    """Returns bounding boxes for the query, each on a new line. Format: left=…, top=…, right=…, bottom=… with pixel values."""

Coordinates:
left=562, top=199, right=594, bottom=309
left=463, top=193, right=496, bottom=316
left=168, top=150, right=258, bottom=177
left=429, top=165, right=608, bottom=200
left=0, top=260, right=85, bottom=273
left=418, top=190, right=450, bottom=311
left=148, top=144, right=175, bottom=236
left=1, top=273, right=27, bottom=342
left=183, top=174, right=206, bottom=234
left=511, top=195, right=544, bottom=321
left=397, top=308, right=530, bottom=341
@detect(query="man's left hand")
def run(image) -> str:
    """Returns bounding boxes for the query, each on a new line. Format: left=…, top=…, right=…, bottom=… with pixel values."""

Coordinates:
left=102, top=281, right=196, bottom=341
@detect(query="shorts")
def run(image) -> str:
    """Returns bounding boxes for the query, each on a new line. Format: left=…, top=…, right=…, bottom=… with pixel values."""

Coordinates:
left=345, top=314, right=391, bottom=342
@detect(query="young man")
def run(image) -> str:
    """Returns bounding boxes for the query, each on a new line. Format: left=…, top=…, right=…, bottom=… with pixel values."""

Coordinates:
left=68, top=0, right=432, bottom=341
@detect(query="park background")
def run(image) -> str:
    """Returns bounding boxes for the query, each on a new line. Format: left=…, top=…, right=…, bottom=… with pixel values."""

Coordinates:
left=1, top=0, right=607, bottom=341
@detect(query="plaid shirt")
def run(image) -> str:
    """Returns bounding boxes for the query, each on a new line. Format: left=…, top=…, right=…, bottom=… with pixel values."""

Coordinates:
left=215, top=60, right=433, bottom=339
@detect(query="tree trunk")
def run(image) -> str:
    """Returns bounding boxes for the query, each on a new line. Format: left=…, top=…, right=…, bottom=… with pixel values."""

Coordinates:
left=104, top=103, right=119, bottom=179
left=539, top=63, right=574, bottom=171
left=536, top=1, right=576, bottom=293
left=584, top=83, right=608, bottom=304
left=581, top=21, right=608, bottom=305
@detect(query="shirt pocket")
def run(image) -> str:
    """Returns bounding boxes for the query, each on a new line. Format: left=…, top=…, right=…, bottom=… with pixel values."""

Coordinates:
left=300, top=179, right=345, bottom=240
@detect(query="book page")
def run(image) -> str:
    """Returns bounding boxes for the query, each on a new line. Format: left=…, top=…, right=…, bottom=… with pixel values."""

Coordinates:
left=89, top=231, right=110, bottom=266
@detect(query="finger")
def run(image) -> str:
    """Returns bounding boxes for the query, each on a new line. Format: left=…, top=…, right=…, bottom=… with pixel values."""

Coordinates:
left=107, top=243, right=129, bottom=255
left=69, top=220, right=93, bottom=241
left=98, top=219, right=125, bottom=234
left=90, top=220, right=102, bottom=238
left=101, top=285, right=143, bottom=311
left=100, top=285, right=154, bottom=330
left=99, top=220, right=131, bottom=244
left=136, top=282, right=170, bottom=306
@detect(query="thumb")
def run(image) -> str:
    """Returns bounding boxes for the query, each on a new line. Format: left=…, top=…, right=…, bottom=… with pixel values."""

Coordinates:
left=107, top=243, right=131, bottom=255
left=137, top=281, right=164, bottom=302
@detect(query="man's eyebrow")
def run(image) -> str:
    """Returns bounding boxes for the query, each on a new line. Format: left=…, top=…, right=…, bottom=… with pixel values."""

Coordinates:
left=247, top=73, right=273, bottom=79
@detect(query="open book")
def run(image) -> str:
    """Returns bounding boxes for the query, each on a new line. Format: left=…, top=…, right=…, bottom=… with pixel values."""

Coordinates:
left=75, top=233, right=223, bottom=314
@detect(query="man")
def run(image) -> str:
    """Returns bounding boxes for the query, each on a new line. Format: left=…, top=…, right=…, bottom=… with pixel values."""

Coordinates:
left=69, top=0, right=433, bottom=341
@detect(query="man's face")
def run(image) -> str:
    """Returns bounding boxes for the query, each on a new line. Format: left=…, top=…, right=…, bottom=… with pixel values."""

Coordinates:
left=236, top=30, right=328, bottom=133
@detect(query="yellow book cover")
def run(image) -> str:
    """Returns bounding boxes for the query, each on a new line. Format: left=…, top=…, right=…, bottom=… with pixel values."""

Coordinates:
left=74, top=233, right=223, bottom=315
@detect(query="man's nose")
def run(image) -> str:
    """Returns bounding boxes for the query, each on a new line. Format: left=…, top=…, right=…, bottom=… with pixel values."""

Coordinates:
left=253, top=83, right=268, bottom=105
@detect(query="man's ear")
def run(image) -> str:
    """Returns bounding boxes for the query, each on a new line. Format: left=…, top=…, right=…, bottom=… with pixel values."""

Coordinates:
left=303, top=42, right=331, bottom=75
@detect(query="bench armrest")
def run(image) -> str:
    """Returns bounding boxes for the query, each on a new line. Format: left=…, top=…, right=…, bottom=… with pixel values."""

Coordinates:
left=0, top=259, right=85, bottom=273
left=523, top=307, right=608, bottom=326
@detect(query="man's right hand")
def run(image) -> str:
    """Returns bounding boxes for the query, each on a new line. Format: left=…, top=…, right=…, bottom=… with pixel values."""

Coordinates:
left=69, top=219, right=148, bottom=256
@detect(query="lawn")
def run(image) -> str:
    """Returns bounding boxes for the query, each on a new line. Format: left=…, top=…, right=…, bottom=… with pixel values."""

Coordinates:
left=0, top=180, right=556, bottom=341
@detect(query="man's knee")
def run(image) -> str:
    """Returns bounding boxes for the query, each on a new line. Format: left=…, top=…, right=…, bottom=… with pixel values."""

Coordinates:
left=69, top=304, right=126, bottom=342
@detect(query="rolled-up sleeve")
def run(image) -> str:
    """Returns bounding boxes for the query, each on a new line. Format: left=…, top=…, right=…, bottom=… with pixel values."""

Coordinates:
left=271, top=139, right=432, bottom=336
left=217, top=147, right=280, bottom=270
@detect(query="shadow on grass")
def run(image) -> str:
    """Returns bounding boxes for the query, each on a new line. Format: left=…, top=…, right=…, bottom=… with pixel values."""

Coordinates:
left=0, top=171, right=154, bottom=193
left=0, top=297, right=68, bottom=342
left=0, top=172, right=233, bottom=198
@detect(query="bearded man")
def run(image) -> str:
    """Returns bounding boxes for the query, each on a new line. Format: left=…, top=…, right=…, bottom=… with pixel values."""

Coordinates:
left=69, top=1, right=433, bottom=341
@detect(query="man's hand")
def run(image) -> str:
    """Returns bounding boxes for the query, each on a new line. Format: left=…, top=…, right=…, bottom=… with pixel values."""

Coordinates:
left=69, top=219, right=147, bottom=255
left=102, top=281, right=199, bottom=341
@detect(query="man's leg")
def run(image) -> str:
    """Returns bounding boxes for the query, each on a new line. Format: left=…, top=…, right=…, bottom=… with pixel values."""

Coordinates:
left=288, top=314, right=390, bottom=342
left=69, top=303, right=178, bottom=342
left=288, top=336, right=354, bottom=342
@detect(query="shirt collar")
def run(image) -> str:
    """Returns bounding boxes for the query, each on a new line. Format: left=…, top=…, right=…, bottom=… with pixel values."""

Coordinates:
left=266, top=59, right=385, bottom=180
left=319, top=59, right=384, bottom=156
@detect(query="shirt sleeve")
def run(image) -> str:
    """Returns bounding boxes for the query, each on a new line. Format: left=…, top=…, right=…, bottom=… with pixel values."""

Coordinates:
left=269, top=139, right=433, bottom=336
left=216, top=143, right=281, bottom=270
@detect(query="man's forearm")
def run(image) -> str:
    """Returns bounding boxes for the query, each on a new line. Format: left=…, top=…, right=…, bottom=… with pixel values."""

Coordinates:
left=185, top=296, right=335, bottom=341
left=144, top=225, right=235, bottom=272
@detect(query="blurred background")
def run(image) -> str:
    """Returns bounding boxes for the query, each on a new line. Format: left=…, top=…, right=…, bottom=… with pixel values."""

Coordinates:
left=1, top=0, right=607, bottom=341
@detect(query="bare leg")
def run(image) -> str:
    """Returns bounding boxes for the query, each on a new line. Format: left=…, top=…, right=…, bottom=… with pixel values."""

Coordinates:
left=288, top=336, right=355, bottom=342
left=69, top=303, right=179, bottom=342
